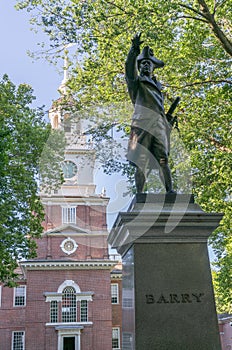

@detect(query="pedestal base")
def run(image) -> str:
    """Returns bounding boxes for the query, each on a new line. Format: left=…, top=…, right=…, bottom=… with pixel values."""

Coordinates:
left=108, top=194, right=222, bottom=350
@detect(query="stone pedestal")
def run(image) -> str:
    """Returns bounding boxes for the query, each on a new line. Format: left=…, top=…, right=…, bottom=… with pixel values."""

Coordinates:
left=108, top=194, right=223, bottom=350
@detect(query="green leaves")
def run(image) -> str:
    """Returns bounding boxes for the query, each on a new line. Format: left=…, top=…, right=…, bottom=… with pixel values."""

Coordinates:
left=16, top=0, right=232, bottom=310
left=0, top=75, right=65, bottom=285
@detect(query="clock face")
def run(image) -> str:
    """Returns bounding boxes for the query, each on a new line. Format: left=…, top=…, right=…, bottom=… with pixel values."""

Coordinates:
left=64, top=240, right=75, bottom=252
left=60, top=237, right=78, bottom=255
left=62, top=161, right=77, bottom=179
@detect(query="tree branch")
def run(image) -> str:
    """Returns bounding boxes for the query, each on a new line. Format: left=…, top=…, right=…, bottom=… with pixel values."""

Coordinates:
left=214, top=0, right=228, bottom=14
left=209, top=137, right=232, bottom=153
left=177, top=1, right=232, bottom=57
left=176, top=15, right=208, bottom=23
left=197, top=0, right=232, bottom=57
left=102, top=0, right=131, bottom=15
left=165, top=79, right=232, bottom=89
left=177, top=2, right=205, bottom=18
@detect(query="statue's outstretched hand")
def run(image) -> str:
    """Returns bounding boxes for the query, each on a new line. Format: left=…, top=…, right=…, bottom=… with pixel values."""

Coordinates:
left=131, top=33, right=144, bottom=49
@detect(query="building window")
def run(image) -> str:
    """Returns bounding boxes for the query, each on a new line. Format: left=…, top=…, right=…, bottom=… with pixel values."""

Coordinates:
left=62, top=207, right=76, bottom=224
left=12, top=331, right=25, bottom=350
left=80, top=300, right=88, bottom=322
left=14, top=286, right=26, bottom=307
left=112, top=328, right=120, bottom=349
left=111, top=284, right=119, bottom=304
left=50, top=300, right=58, bottom=323
left=62, top=287, right=76, bottom=322
left=122, top=332, right=133, bottom=349
left=46, top=280, right=93, bottom=325
left=122, top=297, right=133, bottom=308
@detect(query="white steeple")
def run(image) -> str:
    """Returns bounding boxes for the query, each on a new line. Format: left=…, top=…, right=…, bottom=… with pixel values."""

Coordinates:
left=49, top=44, right=76, bottom=129
left=59, top=44, right=76, bottom=95
left=59, top=51, right=69, bottom=95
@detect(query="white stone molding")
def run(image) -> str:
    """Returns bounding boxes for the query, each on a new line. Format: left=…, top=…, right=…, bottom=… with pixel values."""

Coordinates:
left=21, top=260, right=116, bottom=271
left=56, top=325, right=83, bottom=350
left=60, top=237, right=78, bottom=255
left=57, top=280, right=81, bottom=293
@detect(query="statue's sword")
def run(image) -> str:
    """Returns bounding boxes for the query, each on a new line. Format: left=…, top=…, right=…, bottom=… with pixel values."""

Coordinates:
left=166, top=96, right=180, bottom=131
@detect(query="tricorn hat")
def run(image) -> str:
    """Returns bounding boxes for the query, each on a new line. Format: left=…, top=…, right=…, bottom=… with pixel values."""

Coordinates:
left=137, top=46, right=164, bottom=69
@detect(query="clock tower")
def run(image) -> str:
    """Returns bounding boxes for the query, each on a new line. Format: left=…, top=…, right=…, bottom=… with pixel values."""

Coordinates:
left=48, top=98, right=96, bottom=198
left=19, top=67, right=116, bottom=350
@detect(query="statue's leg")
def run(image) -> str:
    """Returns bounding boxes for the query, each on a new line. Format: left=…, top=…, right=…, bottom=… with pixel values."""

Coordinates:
left=135, top=167, right=146, bottom=193
left=159, top=158, right=175, bottom=193
left=158, top=165, right=165, bottom=188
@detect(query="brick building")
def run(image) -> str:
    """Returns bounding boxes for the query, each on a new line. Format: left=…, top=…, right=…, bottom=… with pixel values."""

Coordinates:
left=0, top=72, right=122, bottom=350
left=219, top=314, right=232, bottom=350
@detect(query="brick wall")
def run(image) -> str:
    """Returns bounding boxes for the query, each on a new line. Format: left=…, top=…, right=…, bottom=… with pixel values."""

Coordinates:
left=23, top=268, right=113, bottom=350
left=0, top=285, right=26, bottom=348
left=112, top=278, right=123, bottom=349
left=42, top=203, right=107, bottom=232
left=36, top=234, right=109, bottom=260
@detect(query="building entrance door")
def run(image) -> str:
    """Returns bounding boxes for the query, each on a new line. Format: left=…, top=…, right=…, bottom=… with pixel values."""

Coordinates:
left=63, top=337, right=75, bottom=350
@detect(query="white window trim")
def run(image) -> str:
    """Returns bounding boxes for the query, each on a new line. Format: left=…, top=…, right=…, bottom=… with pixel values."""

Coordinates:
left=12, top=331, right=25, bottom=350
left=57, top=280, right=81, bottom=294
left=56, top=327, right=83, bottom=350
left=50, top=300, right=59, bottom=323
left=111, top=283, right=119, bottom=304
left=46, top=321, right=93, bottom=326
left=44, top=281, right=93, bottom=325
left=62, top=206, right=76, bottom=224
left=13, top=286, right=26, bottom=307
left=80, top=300, right=88, bottom=322
left=112, top=327, right=120, bottom=350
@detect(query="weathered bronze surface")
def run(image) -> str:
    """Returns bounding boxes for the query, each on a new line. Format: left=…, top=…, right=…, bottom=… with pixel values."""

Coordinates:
left=126, top=33, right=178, bottom=193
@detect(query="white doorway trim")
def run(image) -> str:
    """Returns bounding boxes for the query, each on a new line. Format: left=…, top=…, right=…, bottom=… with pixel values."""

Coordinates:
left=56, top=325, right=83, bottom=350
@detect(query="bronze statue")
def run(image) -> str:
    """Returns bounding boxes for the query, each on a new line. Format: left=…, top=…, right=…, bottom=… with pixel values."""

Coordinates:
left=126, top=33, right=178, bottom=193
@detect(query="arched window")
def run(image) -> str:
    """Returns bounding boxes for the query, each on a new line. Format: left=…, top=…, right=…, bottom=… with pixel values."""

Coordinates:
left=45, top=280, right=93, bottom=324
left=62, top=286, right=77, bottom=322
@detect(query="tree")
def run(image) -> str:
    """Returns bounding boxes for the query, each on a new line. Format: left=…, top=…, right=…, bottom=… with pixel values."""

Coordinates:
left=0, top=75, right=65, bottom=285
left=16, top=0, right=231, bottom=311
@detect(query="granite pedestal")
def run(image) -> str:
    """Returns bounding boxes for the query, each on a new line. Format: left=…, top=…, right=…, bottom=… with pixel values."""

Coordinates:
left=108, top=194, right=223, bottom=350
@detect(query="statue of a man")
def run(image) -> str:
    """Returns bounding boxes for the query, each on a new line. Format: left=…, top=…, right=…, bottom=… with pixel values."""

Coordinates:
left=126, top=33, right=176, bottom=193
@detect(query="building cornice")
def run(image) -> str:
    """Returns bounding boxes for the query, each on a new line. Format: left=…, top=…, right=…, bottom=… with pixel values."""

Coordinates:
left=111, top=273, right=122, bottom=280
left=40, top=195, right=110, bottom=206
left=20, top=260, right=117, bottom=271
left=43, top=223, right=108, bottom=236
left=45, top=232, right=109, bottom=236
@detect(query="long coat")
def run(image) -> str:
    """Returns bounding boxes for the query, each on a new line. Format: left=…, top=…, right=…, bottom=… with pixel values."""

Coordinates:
left=125, top=45, right=171, bottom=170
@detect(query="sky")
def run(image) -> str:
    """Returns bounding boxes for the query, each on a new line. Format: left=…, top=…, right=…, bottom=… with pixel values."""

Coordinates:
left=0, top=1, right=61, bottom=110
left=0, top=1, right=130, bottom=228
